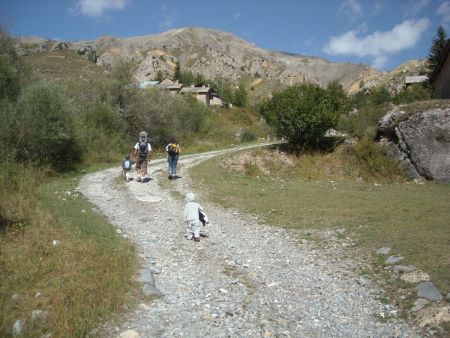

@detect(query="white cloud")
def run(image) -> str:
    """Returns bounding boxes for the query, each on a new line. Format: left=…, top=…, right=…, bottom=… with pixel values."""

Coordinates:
left=72, top=0, right=128, bottom=18
left=233, top=12, right=241, bottom=21
left=437, top=1, right=450, bottom=25
left=323, top=18, right=429, bottom=69
left=338, top=0, right=363, bottom=21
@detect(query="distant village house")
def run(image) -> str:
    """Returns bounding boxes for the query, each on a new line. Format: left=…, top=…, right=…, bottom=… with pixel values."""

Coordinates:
left=138, top=78, right=224, bottom=106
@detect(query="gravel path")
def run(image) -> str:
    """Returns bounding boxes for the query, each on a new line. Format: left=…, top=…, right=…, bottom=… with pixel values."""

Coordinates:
left=79, top=144, right=420, bottom=338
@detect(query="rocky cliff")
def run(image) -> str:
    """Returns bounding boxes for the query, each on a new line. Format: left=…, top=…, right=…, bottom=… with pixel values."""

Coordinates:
left=14, top=27, right=426, bottom=99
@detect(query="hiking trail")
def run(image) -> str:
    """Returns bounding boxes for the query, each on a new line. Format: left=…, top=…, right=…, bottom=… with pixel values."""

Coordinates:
left=79, top=143, right=419, bottom=338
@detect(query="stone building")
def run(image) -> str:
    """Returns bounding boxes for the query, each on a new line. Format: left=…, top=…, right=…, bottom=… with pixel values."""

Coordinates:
left=430, top=39, right=450, bottom=99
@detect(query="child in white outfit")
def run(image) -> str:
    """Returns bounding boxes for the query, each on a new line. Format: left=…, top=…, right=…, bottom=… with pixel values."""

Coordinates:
left=184, top=192, right=206, bottom=242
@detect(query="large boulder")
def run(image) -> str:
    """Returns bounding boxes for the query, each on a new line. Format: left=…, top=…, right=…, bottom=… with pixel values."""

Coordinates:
left=378, top=107, right=450, bottom=182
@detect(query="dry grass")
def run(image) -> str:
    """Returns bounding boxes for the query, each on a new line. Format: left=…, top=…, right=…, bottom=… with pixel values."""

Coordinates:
left=0, top=170, right=138, bottom=338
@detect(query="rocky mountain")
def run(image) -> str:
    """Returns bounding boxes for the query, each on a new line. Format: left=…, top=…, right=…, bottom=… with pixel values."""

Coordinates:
left=14, top=27, right=427, bottom=99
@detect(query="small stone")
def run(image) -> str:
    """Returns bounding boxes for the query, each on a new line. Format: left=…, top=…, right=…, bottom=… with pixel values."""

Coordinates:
left=242, top=264, right=250, bottom=268
left=52, top=240, right=61, bottom=247
left=416, top=282, right=443, bottom=301
left=31, top=310, right=48, bottom=321
left=227, top=261, right=236, bottom=267
left=219, top=288, right=228, bottom=294
left=11, top=294, right=19, bottom=303
left=12, top=319, right=24, bottom=337
left=142, top=284, right=161, bottom=297
left=81, top=209, right=86, bottom=213
left=34, top=292, right=42, bottom=298
left=400, top=271, right=430, bottom=284
left=116, top=229, right=122, bottom=234
left=385, top=255, right=405, bottom=264
left=119, top=329, right=141, bottom=338
left=411, top=298, right=429, bottom=312
left=376, top=247, right=391, bottom=255
left=136, top=269, right=155, bottom=285
left=393, top=265, right=416, bottom=274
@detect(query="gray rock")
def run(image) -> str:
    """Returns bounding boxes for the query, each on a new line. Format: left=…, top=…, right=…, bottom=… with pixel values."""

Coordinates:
left=378, top=110, right=406, bottom=138
left=142, top=284, right=162, bottom=297
left=12, top=319, right=24, bottom=337
left=416, top=282, right=443, bottom=301
left=376, top=247, right=391, bottom=255
left=410, top=298, right=429, bottom=312
left=379, top=107, right=450, bottom=182
left=31, top=310, right=48, bottom=321
left=393, top=265, right=416, bottom=274
left=447, top=293, right=450, bottom=301
left=136, top=268, right=155, bottom=286
left=385, top=256, right=405, bottom=264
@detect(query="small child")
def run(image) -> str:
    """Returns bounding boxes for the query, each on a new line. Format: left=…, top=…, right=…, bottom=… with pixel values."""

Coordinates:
left=184, top=192, right=207, bottom=242
left=122, top=155, right=133, bottom=182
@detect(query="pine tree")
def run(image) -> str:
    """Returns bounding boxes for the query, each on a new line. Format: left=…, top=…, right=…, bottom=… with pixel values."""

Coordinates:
left=173, top=61, right=181, bottom=81
left=427, top=25, right=448, bottom=77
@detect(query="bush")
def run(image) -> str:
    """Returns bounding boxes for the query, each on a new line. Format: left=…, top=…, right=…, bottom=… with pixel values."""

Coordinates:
left=259, top=82, right=349, bottom=148
left=0, top=82, right=81, bottom=171
left=126, top=89, right=207, bottom=146
left=393, top=84, right=431, bottom=104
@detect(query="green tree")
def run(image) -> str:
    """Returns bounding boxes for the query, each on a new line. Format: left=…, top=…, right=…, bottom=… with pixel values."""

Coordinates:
left=233, top=83, right=248, bottom=107
left=173, top=61, right=181, bottom=81
left=0, top=28, right=30, bottom=102
left=4, top=82, right=81, bottom=170
left=259, top=83, right=348, bottom=148
left=427, top=25, right=448, bottom=77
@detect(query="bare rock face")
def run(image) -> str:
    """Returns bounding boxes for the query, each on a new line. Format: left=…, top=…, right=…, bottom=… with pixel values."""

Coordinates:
left=379, top=107, right=450, bottom=182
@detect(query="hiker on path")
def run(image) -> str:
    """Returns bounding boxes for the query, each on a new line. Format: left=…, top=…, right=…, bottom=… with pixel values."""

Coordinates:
left=184, top=192, right=206, bottom=242
left=165, top=140, right=181, bottom=179
left=132, top=131, right=152, bottom=182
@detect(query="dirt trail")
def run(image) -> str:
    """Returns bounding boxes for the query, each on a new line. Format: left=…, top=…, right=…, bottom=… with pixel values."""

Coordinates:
left=79, top=143, right=418, bottom=338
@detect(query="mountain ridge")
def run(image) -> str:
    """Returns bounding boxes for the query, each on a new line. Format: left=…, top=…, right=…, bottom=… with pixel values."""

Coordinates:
left=15, top=27, right=427, bottom=100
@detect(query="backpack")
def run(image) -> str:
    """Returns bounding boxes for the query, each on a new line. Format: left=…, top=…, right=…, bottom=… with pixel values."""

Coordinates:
left=137, top=141, right=149, bottom=160
left=168, top=143, right=180, bottom=154
left=199, top=210, right=208, bottom=226
left=123, top=159, right=132, bottom=170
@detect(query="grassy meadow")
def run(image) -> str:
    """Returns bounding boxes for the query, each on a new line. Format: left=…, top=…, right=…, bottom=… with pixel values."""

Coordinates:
left=190, top=147, right=450, bottom=296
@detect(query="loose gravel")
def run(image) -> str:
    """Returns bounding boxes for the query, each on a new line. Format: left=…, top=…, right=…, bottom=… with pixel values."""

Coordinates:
left=79, top=145, right=420, bottom=338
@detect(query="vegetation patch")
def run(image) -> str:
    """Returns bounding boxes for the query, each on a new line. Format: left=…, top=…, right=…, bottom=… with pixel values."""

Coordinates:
left=0, top=172, right=139, bottom=337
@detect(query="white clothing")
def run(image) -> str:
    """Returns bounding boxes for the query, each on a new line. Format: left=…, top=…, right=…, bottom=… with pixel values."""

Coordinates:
left=134, top=142, right=152, bottom=152
left=184, top=192, right=203, bottom=222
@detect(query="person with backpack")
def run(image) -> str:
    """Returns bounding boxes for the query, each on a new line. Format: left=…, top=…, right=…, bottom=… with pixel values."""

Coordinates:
left=132, top=131, right=152, bottom=182
left=165, top=140, right=181, bottom=180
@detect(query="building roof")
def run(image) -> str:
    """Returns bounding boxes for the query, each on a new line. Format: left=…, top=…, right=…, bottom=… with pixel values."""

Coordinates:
left=430, top=39, right=450, bottom=83
left=138, top=80, right=160, bottom=89
left=180, top=85, right=211, bottom=94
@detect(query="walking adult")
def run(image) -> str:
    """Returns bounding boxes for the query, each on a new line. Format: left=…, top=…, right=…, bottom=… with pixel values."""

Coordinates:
left=165, top=139, right=181, bottom=179
left=133, top=131, right=152, bottom=182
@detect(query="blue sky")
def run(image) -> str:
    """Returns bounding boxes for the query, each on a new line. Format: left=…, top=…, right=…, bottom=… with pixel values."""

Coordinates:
left=1, top=0, right=449, bottom=71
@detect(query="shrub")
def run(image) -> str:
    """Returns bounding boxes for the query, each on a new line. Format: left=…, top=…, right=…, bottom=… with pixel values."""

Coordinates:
left=259, top=82, right=349, bottom=148
left=393, top=84, right=431, bottom=104
left=3, top=82, right=81, bottom=171
left=126, top=89, right=206, bottom=146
